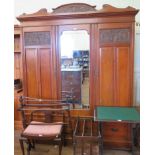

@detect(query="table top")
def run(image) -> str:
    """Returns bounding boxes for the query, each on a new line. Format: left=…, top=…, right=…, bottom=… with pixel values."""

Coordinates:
left=94, top=106, right=140, bottom=123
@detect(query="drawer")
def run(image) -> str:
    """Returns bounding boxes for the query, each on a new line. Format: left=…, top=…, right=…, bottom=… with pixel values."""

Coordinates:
left=102, top=122, right=131, bottom=141
left=62, top=76, right=81, bottom=81
left=62, top=85, right=81, bottom=90
left=62, top=71, right=81, bottom=80
left=62, top=80, right=81, bottom=86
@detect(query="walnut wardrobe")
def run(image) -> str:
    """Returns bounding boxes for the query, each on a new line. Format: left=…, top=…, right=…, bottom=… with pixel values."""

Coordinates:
left=16, top=3, right=139, bottom=148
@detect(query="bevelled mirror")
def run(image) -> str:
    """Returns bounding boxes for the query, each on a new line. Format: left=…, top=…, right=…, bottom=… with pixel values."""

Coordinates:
left=60, top=30, right=90, bottom=109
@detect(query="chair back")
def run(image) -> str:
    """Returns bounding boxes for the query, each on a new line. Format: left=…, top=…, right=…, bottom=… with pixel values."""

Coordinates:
left=18, top=96, right=72, bottom=130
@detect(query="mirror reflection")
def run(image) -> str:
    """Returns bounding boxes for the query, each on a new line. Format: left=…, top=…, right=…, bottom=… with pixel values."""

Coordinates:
left=60, top=30, right=90, bottom=109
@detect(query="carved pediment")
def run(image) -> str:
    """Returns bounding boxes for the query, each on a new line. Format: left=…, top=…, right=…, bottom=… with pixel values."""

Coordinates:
left=20, top=8, right=49, bottom=17
left=99, top=4, right=137, bottom=12
left=52, top=3, right=96, bottom=13
left=17, top=3, right=138, bottom=22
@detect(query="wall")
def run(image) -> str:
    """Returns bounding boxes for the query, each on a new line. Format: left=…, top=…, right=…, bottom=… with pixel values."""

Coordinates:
left=15, top=0, right=140, bottom=105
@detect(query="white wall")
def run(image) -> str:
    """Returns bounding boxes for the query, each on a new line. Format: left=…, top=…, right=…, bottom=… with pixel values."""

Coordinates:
left=15, top=0, right=140, bottom=105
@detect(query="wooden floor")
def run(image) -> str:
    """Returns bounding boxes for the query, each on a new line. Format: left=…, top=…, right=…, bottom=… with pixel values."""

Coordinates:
left=15, top=130, right=140, bottom=155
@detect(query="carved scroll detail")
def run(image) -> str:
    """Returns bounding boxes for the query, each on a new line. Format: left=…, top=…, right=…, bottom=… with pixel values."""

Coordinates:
left=24, top=32, right=51, bottom=46
left=52, top=3, right=96, bottom=13
left=21, top=8, right=48, bottom=16
left=100, top=29, right=130, bottom=44
left=99, top=4, right=137, bottom=12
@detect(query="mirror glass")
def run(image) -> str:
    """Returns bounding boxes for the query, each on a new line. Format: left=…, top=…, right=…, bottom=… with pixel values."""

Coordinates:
left=60, top=30, right=90, bottom=109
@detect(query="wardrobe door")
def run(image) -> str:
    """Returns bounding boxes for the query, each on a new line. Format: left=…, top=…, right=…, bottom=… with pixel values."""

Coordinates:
left=96, top=23, right=134, bottom=148
left=97, top=24, right=133, bottom=107
left=23, top=27, right=57, bottom=99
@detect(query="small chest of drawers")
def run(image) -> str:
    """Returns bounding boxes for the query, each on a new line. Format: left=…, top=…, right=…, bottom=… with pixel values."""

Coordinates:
left=61, top=70, right=82, bottom=103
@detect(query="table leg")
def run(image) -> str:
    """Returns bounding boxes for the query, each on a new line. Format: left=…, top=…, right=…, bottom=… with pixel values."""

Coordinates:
left=99, top=122, right=103, bottom=155
left=131, top=124, right=134, bottom=155
left=131, top=123, right=139, bottom=155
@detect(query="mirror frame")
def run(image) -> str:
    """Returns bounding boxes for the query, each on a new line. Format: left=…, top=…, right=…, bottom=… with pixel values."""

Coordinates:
left=57, top=24, right=94, bottom=115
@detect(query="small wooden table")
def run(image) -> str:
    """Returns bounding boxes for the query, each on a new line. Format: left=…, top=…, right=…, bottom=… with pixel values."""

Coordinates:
left=94, top=106, right=140, bottom=155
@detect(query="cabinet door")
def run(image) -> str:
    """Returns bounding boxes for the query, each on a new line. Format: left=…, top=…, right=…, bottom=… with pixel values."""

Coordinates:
left=23, top=27, right=57, bottom=99
left=97, top=24, right=133, bottom=107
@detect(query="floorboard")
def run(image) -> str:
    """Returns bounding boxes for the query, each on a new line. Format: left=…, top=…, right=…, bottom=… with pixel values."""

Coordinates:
left=15, top=130, right=140, bottom=155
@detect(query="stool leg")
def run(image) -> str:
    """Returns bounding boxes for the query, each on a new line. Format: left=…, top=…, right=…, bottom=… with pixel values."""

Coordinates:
left=59, top=142, right=62, bottom=155
left=27, top=145, right=30, bottom=155
left=31, top=140, right=35, bottom=149
left=19, top=138, right=25, bottom=155
left=26, top=140, right=31, bottom=155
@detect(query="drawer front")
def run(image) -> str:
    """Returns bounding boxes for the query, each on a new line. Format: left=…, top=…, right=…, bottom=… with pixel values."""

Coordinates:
left=62, top=84, right=81, bottom=90
left=62, top=80, right=81, bottom=87
left=62, top=88, right=81, bottom=102
left=103, top=122, right=131, bottom=142
left=62, top=71, right=81, bottom=80
left=61, top=71, right=81, bottom=78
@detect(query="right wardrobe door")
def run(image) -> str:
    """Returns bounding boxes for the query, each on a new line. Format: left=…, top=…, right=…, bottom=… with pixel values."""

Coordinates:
left=96, top=23, right=134, bottom=147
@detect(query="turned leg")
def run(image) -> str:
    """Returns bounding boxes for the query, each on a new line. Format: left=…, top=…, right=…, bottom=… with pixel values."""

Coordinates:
left=31, top=140, right=35, bottom=149
left=26, top=140, right=31, bottom=155
left=59, top=141, right=62, bottom=155
left=19, top=138, right=25, bottom=155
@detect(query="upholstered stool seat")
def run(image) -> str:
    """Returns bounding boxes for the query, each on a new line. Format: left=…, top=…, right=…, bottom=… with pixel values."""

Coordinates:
left=22, top=121, right=63, bottom=138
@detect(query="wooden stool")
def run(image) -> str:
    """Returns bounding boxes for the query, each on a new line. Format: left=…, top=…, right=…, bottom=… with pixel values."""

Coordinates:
left=73, top=117, right=103, bottom=155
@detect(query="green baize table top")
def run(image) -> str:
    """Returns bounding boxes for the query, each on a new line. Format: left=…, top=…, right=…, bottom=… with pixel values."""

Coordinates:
left=95, top=106, right=140, bottom=122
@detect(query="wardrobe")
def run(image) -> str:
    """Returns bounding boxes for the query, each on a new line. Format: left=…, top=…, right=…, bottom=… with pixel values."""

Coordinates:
left=16, top=3, right=139, bottom=148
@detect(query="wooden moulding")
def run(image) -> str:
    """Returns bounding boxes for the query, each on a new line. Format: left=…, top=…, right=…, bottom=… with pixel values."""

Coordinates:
left=14, top=24, right=21, bottom=35
left=17, top=3, right=139, bottom=22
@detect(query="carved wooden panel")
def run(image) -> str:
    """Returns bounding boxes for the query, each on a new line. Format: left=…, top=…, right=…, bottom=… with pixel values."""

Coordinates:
left=52, top=3, right=96, bottom=13
left=100, top=29, right=130, bottom=44
left=24, top=31, right=51, bottom=46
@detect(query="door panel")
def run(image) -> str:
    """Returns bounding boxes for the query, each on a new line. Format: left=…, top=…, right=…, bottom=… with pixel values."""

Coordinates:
left=99, top=47, right=115, bottom=106
left=116, top=47, right=130, bottom=106
left=40, top=48, right=52, bottom=99
left=25, top=48, right=38, bottom=97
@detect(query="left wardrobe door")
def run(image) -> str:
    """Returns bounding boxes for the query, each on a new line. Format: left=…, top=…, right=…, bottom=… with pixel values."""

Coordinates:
left=22, top=26, right=58, bottom=99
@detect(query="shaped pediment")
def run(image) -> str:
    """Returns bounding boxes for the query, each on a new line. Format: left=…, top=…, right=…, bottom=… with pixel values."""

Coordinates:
left=52, top=3, right=96, bottom=13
